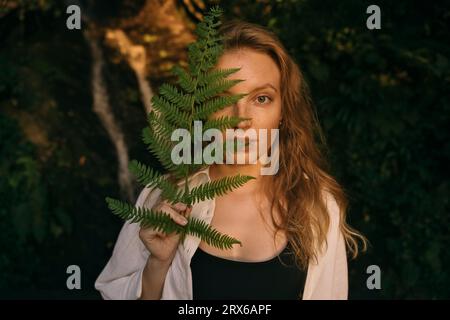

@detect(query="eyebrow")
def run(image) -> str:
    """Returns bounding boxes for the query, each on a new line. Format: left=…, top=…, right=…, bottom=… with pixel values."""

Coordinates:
left=250, top=83, right=278, bottom=93
left=223, top=83, right=278, bottom=95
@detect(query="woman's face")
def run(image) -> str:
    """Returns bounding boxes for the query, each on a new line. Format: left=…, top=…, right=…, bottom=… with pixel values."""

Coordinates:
left=211, top=48, right=282, bottom=164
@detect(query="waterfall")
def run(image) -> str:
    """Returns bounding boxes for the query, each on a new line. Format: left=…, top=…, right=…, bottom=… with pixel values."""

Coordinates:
left=105, top=29, right=155, bottom=115
left=136, top=72, right=154, bottom=115
left=83, top=28, right=135, bottom=202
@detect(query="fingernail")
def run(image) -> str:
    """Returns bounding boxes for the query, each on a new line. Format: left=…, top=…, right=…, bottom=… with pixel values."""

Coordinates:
left=180, top=217, right=188, bottom=225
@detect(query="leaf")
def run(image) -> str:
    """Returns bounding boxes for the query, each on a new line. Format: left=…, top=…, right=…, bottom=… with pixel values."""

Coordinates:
left=104, top=6, right=253, bottom=251
left=195, top=79, right=244, bottom=103
left=195, top=93, right=247, bottom=119
left=128, top=159, right=163, bottom=188
left=105, top=197, right=241, bottom=249
left=203, top=116, right=250, bottom=131
left=186, top=174, right=255, bottom=204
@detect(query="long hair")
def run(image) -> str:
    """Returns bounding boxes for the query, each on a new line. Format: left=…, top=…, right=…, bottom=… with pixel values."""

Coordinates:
left=218, top=19, right=367, bottom=269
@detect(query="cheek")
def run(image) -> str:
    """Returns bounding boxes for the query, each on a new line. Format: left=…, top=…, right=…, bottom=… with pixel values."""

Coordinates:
left=254, top=103, right=281, bottom=145
left=254, top=103, right=282, bottom=129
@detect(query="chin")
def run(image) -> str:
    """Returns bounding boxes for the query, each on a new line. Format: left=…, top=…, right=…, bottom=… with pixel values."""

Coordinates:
left=223, top=149, right=259, bottom=165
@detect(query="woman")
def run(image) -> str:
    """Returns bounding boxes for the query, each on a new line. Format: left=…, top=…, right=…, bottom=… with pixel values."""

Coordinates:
left=95, top=19, right=366, bottom=300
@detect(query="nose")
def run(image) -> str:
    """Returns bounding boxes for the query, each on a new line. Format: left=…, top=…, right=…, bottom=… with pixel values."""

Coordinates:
left=233, top=101, right=252, bottom=130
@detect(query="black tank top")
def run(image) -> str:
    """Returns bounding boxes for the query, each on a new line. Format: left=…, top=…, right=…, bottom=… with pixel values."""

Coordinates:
left=190, top=243, right=306, bottom=300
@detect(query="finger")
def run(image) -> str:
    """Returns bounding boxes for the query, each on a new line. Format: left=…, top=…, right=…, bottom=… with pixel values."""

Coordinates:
left=172, top=202, right=188, bottom=212
left=149, top=230, right=165, bottom=238
left=180, top=206, right=192, bottom=218
left=153, top=199, right=169, bottom=210
left=140, top=227, right=164, bottom=240
left=159, top=203, right=188, bottom=226
left=144, top=227, right=180, bottom=240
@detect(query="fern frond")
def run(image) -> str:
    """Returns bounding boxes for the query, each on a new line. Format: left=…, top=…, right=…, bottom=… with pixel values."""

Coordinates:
left=195, top=79, right=244, bottom=103
left=172, top=65, right=197, bottom=93
left=203, top=116, right=251, bottom=131
left=105, top=197, right=241, bottom=249
left=188, top=7, right=224, bottom=75
left=184, top=217, right=241, bottom=250
left=159, top=83, right=195, bottom=112
left=185, top=174, right=255, bottom=204
left=157, top=178, right=186, bottom=204
left=142, top=126, right=172, bottom=158
left=208, top=5, right=223, bottom=18
left=151, top=95, right=191, bottom=128
left=106, top=197, right=179, bottom=232
left=147, top=111, right=177, bottom=140
left=198, top=68, right=241, bottom=87
left=129, top=159, right=163, bottom=188
left=105, top=6, right=254, bottom=251
left=195, top=93, right=247, bottom=119
left=142, top=126, right=186, bottom=179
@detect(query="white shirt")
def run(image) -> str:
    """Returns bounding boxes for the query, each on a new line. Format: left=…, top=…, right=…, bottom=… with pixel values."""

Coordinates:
left=95, top=166, right=348, bottom=299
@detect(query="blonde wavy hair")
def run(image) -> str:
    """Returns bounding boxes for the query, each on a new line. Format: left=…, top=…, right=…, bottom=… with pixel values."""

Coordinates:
left=218, top=19, right=367, bottom=269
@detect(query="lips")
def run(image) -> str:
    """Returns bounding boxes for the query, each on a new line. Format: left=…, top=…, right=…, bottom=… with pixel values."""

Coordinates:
left=221, top=130, right=258, bottom=149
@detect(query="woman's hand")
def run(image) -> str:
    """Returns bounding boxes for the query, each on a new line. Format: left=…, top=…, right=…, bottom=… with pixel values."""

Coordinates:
left=139, top=201, right=192, bottom=265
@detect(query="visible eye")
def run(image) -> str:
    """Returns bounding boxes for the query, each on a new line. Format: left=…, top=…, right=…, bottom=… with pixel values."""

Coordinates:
left=255, top=95, right=272, bottom=105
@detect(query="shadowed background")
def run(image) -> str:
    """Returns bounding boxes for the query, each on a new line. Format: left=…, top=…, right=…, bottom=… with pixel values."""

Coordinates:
left=0, top=0, right=449, bottom=299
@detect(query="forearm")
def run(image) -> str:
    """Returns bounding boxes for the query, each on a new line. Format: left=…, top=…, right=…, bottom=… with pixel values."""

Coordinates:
left=139, top=257, right=171, bottom=300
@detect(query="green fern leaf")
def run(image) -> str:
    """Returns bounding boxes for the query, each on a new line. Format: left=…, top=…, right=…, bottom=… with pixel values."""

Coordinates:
left=185, top=174, right=255, bottom=204
left=198, top=68, right=241, bottom=87
left=196, top=93, right=247, bottom=119
left=203, top=116, right=251, bottom=131
left=142, top=126, right=186, bottom=179
left=105, top=6, right=254, bottom=251
left=159, top=83, right=194, bottom=112
left=128, top=160, right=163, bottom=188
left=151, top=95, right=191, bottom=128
left=172, top=65, right=197, bottom=93
left=105, top=197, right=241, bottom=249
left=195, top=79, right=244, bottom=103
